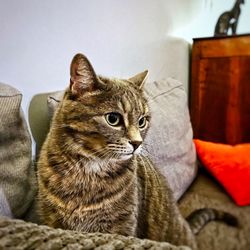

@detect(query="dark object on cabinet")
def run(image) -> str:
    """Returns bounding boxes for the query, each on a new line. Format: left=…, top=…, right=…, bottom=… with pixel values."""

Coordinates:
left=214, top=0, right=245, bottom=37
left=190, top=35, right=250, bottom=145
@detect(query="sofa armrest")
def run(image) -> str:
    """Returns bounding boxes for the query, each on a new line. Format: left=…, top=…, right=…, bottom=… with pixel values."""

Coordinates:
left=28, top=93, right=51, bottom=155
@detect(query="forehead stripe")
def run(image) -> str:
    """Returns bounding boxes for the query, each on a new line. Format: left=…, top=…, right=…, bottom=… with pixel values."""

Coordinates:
left=117, top=90, right=147, bottom=115
left=119, top=94, right=131, bottom=113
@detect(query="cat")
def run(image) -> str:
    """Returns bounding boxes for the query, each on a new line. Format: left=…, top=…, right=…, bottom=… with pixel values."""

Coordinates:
left=37, top=53, right=238, bottom=249
left=214, top=0, right=244, bottom=36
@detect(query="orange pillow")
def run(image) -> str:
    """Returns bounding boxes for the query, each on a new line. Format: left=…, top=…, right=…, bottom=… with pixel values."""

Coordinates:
left=194, top=139, right=250, bottom=206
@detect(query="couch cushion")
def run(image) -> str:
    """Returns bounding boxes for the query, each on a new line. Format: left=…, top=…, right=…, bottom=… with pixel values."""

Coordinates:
left=144, top=78, right=197, bottom=199
left=47, top=78, right=197, bottom=200
left=179, top=168, right=250, bottom=250
left=194, top=139, right=250, bottom=206
left=0, top=83, right=37, bottom=218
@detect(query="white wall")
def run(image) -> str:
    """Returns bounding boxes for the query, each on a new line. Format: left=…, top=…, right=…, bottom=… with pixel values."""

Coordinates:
left=174, top=0, right=250, bottom=41
left=0, top=0, right=249, bottom=116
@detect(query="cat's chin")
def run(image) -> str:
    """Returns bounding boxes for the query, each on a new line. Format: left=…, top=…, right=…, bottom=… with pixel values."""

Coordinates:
left=113, top=154, right=133, bottom=162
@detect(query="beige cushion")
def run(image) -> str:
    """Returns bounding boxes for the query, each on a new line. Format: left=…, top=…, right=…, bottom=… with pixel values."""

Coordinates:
left=144, top=78, right=197, bottom=199
left=47, top=78, right=197, bottom=200
left=0, top=83, right=37, bottom=218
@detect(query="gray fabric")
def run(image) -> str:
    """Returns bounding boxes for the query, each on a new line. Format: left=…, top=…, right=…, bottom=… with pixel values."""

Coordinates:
left=144, top=78, right=197, bottom=200
left=0, top=188, right=12, bottom=218
left=0, top=216, right=191, bottom=250
left=0, top=83, right=37, bottom=218
left=179, top=168, right=250, bottom=250
left=47, top=90, right=64, bottom=120
left=47, top=78, right=197, bottom=200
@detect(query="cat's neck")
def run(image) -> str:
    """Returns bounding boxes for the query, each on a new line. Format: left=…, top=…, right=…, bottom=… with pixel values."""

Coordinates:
left=49, top=148, right=137, bottom=205
left=53, top=140, right=136, bottom=181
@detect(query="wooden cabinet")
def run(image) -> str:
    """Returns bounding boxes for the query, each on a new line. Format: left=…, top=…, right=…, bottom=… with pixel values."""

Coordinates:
left=190, top=35, right=250, bottom=145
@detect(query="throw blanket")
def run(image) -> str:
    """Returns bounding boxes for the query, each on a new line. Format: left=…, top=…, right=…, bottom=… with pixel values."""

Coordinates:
left=0, top=216, right=190, bottom=250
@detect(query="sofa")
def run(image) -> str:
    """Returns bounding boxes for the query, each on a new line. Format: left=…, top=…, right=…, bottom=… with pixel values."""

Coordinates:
left=0, top=36, right=249, bottom=250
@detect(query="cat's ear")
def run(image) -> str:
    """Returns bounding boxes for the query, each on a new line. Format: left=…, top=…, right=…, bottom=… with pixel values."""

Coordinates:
left=70, top=53, right=98, bottom=95
left=129, top=70, right=148, bottom=89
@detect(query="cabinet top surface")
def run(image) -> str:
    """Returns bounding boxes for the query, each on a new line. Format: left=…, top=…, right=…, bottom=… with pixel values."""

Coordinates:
left=193, top=33, right=250, bottom=41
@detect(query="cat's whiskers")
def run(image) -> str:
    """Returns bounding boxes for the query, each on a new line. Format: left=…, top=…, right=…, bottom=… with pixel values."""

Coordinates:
left=138, top=155, right=147, bottom=173
left=102, top=154, right=114, bottom=171
left=88, top=147, right=110, bottom=159
left=140, top=145, right=154, bottom=159
left=107, top=143, right=134, bottom=157
left=110, top=152, right=120, bottom=162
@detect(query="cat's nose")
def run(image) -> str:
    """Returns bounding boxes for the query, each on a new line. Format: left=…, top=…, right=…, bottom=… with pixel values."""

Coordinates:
left=129, top=140, right=142, bottom=151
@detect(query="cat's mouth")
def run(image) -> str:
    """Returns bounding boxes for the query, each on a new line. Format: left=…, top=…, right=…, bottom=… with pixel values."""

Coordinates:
left=116, top=149, right=140, bottom=161
left=122, top=148, right=139, bottom=156
left=117, top=153, right=133, bottom=161
left=106, top=143, right=141, bottom=161
left=110, top=151, right=134, bottom=161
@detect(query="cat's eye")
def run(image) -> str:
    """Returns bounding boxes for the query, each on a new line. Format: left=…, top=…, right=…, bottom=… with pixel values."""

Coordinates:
left=105, top=112, right=122, bottom=126
left=138, top=117, right=147, bottom=129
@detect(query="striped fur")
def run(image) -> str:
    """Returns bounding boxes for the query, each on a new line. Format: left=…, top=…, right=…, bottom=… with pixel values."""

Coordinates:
left=37, top=54, right=237, bottom=250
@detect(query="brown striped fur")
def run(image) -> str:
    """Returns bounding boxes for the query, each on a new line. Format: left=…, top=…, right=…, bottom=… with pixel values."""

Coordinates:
left=37, top=54, right=237, bottom=249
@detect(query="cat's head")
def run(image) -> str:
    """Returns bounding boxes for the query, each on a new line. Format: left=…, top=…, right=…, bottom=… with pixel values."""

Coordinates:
left=56, top=53, right=150, bottom=162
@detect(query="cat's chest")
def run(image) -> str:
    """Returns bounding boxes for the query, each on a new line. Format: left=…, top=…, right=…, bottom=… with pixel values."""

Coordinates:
left=57, top=159, right=135, bottom=200
left=82, top=161, right=107, bottom=175
left=60, top=159, right=106, bottom=182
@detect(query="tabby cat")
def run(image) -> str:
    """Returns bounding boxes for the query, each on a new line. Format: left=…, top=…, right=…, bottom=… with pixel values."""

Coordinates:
left=37, top=54, right=237, bottom=249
